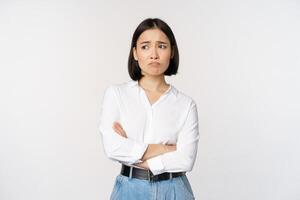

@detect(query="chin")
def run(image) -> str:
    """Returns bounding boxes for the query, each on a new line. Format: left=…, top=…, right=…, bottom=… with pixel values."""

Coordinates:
left=142, top=68, right=167, bottom=76
left=144, top=72, right=164, bottom=77
left=149, top=70, right=164, bottom=75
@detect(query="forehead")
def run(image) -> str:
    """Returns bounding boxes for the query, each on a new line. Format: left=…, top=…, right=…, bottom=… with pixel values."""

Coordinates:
left=137, top=28, right=170, bottom=43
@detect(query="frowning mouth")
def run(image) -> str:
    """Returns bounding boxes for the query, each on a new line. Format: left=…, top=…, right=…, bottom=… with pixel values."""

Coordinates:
left=149, top=62, right=160, bottom=66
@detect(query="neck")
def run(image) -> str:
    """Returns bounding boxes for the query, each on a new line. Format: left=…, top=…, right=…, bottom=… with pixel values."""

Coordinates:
left=138, top=75, right=169, bottom=92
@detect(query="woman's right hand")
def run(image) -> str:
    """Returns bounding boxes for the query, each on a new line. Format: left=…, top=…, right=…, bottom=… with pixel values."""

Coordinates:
left=164, top=144, right=177, bottom=153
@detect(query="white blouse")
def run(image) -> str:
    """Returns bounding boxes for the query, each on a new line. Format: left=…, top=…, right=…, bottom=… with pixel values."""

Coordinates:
left=98, top=80, right=200, bottom=175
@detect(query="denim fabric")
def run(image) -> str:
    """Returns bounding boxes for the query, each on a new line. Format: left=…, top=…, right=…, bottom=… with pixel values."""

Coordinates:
left=110, top=174, right=195, bottom=200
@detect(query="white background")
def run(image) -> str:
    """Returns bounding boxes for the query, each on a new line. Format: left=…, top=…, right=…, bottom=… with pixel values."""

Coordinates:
left=1, top=0, right=300, bottom=199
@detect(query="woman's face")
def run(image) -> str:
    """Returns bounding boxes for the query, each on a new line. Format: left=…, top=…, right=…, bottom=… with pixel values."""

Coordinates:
left=133, top=28, right=173, bottom=77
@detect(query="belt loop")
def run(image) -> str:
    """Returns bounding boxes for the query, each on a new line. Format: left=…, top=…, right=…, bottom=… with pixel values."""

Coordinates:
left=129, top=166, right=133, bottom=179
left=169, top=173, right=173, bottom=179
left=147, top=170, right=151, bottom=181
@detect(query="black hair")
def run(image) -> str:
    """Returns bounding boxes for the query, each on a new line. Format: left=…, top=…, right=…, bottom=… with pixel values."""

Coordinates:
left=128, top=18, right=179, bottom=81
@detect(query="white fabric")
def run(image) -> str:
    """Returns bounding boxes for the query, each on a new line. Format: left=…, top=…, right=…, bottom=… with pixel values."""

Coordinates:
left=99, top=80, right=200, bottom=175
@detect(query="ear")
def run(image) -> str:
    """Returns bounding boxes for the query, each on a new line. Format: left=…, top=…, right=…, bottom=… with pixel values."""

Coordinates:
left=133, top=47, right=138, bottom=61
left=171, top=48, right=174, bottom=59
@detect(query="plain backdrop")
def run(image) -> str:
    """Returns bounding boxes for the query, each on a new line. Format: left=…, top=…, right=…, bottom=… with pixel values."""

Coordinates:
left=1, top=0, right=300, bottom=199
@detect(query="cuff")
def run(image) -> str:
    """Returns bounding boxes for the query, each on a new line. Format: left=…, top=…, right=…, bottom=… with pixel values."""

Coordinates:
left=147, top=155, right=165, bottom=175
left=130, top=142, right=148, bottom=163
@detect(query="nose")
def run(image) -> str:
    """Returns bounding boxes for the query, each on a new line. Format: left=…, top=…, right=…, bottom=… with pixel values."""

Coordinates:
left=150, top=47, right=159, bottom=59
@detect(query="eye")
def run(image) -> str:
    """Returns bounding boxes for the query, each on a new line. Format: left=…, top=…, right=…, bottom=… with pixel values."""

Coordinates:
left=141, top=45, right=149, bottom=50
left=159, top=44, right=167, bottom=49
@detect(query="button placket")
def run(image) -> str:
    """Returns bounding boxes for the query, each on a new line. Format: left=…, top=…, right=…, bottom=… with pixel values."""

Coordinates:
left=144, top=108, right=153, bottom=142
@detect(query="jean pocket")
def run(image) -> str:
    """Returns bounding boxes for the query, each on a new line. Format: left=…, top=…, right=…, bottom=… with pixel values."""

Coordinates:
left=110, top=175, right=123, bottom=200
left=178, top=175, right=195, bottom=199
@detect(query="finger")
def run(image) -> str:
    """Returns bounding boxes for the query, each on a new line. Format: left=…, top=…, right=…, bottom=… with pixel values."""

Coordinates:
left=113, top=125, right=127, bottom=138
left=112, top=123, right=123, bottom=135
left=115, top=125, right=124, bottom=134
left=115, top=122, right=124, bottom=132
left=115, top=129, right=126, bottom=137
left=119, top=130, right=127, bottom=138
left=114, top=123, right=127, bottom=137
left=113, top=122, right=128, bottom=138
left=113, top=122, right=120, bottom=129
left=112, top=126, right=121, bottom=134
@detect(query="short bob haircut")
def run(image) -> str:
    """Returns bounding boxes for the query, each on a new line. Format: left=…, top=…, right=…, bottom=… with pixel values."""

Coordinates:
left=128, top=18, right=179, bottom=81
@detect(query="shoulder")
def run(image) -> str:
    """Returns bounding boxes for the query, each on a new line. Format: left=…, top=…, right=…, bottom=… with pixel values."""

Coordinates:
left=172, top=85, right=197, bottom=107
left=103, top=80, right=135, bottom=95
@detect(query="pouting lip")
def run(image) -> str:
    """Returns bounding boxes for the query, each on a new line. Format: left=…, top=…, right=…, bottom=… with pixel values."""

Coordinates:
left=149, top=61, right=160, bottom=65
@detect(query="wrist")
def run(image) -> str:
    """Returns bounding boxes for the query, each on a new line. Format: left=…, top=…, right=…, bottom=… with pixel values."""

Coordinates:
left=162, top=144, right=168, bottom=153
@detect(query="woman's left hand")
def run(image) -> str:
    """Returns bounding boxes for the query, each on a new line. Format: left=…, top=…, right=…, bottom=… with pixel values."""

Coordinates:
left=134, top=161, right=149, bottom=170
left=112, top=122, right=128, bottom=138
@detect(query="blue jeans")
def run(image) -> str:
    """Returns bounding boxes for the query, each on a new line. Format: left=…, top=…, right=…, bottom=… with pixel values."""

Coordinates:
left=110, top=174, right=195, bottom=200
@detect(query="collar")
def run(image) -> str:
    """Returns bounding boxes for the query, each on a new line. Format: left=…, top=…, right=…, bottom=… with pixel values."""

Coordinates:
left=128, top=80, right=178, bottom=97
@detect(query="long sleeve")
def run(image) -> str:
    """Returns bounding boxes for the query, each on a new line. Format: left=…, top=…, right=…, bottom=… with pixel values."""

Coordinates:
left=147, top=100, right=200, bottom=175
left=98, top=85, right=148, bottom=165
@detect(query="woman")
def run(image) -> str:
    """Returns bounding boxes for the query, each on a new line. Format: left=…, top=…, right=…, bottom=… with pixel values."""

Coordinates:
left=99, top=18, right=199, bottom=200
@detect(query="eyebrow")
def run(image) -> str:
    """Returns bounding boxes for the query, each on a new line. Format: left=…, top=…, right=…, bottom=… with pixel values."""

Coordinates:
left=139, top=41, right=168, bottom=45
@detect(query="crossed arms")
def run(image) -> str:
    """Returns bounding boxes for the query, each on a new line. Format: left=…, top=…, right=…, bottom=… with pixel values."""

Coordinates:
left=99, top=85, right=199, bottom=175
left=112, top=122, right=176, bottom=169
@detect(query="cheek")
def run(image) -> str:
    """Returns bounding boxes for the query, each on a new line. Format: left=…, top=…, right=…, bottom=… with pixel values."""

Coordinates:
left=137, top=56, right=148, bottom=68
left=162, top=54, right=172, bottom=64
left=161, top=50, right=172, bottom=58
left=137, top=51, right=149, bottom=61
